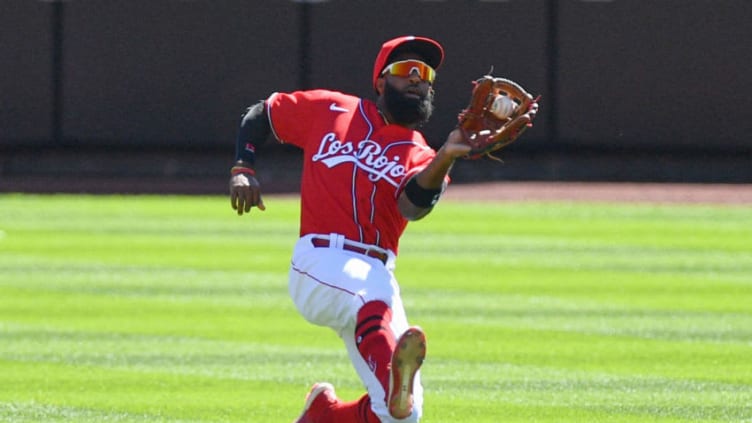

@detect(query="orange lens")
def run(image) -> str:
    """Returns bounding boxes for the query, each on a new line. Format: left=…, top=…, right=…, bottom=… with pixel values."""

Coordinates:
left=381, top=60, right=436, bottom=83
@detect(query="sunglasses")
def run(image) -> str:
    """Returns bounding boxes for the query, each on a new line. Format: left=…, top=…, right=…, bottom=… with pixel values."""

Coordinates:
left=381, top=60, right=436, bottom=84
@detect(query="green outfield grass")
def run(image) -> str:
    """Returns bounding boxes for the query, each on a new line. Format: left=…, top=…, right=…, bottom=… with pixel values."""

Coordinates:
left=1, top=193, right=751, bottom=422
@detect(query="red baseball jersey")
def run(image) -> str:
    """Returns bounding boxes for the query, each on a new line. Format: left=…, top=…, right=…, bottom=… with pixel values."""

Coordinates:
left=266, top=89, right=444, bottom=253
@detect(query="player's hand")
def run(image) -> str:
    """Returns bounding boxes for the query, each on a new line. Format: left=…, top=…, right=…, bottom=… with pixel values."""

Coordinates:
left=440, top=128, right=473, bottom=159
left=230, top=173, right=266, bottom=215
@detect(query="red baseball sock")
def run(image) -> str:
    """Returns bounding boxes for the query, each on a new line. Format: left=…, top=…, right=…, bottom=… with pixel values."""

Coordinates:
left=355, top=300, right=396, bottom=394
left=320, top=394, right=379, bottom=423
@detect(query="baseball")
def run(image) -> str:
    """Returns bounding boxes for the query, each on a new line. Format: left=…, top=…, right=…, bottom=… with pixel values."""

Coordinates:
left=490, top=95, right=518, bottom=119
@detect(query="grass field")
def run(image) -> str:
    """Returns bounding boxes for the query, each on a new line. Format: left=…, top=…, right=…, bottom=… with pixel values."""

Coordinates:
left=1, top=193, right=751, bottom=422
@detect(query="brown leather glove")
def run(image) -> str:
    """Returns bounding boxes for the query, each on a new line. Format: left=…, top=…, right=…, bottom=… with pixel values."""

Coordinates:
left=457, top=75, right=540, bottom=160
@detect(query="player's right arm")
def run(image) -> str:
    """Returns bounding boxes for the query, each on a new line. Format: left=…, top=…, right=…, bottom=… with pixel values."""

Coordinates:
left=398, top=129, right=471, bottom=220
left=230, top=100, right=271, bottom=215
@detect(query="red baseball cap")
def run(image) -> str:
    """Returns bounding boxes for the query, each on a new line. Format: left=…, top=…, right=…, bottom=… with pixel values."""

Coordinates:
left=372, top=35, right=445, bottom=92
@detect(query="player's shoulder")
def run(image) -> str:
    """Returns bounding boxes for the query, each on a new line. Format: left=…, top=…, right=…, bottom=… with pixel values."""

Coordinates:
left=268, top=89, right=364, bottom=115
left=288, top=89, right=361, bottom=105
left=268, top=89, right=382, bottom=127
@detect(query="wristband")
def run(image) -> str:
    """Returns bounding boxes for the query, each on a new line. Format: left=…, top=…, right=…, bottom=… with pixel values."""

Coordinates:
left=236, top=142, right=256, bottom=165
left=404, top=177, right=442, bottom=208
left=231, top=166, right=256, bottom=176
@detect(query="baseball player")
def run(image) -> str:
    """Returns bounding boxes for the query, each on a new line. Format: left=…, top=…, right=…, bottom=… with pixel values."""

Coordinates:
left=229, top=35, right=471, bottom=423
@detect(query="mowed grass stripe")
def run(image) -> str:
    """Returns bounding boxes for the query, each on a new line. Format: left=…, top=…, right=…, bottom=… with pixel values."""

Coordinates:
left=1, top=194, right=751, bottom=422
left=0, top=360, right=301, bottom=422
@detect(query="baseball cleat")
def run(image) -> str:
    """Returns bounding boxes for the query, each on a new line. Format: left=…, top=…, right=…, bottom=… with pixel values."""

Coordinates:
left=294, top=382, right=338, bottom=423
left=388, top=326, right=426, bottom=419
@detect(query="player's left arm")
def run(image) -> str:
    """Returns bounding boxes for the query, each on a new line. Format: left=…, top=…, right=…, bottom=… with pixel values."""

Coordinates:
left=398, top=129, right=471, bottom=220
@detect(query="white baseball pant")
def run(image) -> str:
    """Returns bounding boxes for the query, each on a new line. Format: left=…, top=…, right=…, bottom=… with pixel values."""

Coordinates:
left=288, top=233, right=423, bottom=423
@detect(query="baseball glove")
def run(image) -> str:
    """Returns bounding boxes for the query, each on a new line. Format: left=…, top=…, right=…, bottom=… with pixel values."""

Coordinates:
left=457, top=75, right=540, bottom=160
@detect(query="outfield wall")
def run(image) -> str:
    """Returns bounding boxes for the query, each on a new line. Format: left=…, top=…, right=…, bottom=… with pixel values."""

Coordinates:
left=1, top=0, right=751, bottom=189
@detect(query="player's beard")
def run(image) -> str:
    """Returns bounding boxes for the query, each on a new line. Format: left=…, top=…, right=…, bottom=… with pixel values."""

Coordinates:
left=382, top=81, right=434, bottom=127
